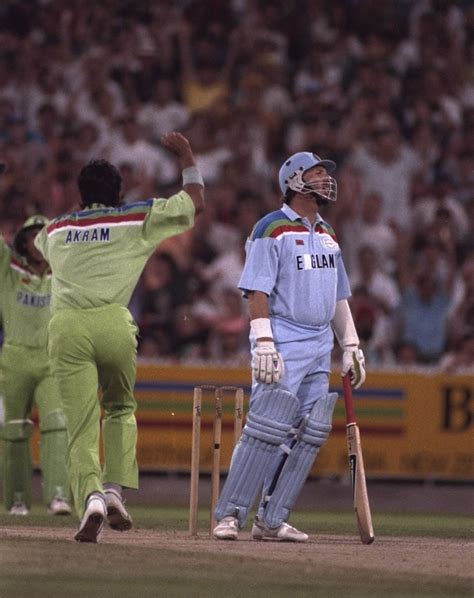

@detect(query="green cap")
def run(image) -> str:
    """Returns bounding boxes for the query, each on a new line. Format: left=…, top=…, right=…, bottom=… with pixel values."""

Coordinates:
left=13, top=215, right=49, bottom=255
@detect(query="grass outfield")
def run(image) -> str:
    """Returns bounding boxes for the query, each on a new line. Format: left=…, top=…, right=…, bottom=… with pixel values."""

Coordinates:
left=0, top=505, right=472, bottom=598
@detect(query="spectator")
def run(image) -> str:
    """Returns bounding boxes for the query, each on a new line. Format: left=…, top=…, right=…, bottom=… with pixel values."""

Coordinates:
left=137, top=252, right=189, bottom=352
left=177, top=21, right=233, bottom=115
left=200, top=235, right=246, bottom=298
left=394, top=342, right=421, bottom=368
left=137, top=78, right=189, bottom=142
left=342, top=191, right=398, bottom=275
left=0, top=0, right=472, bottom=369
left=108, top=116, right=177, bottom=185
left=347, top=111, right=423, bottom=232
left=396, top=267, right=452, bottom=363
left=439, top=332, right=474, bottom=374
left=207, top=287, right=249, bottom=365
left=413, top=174, right=468, bottom=242
left=448, top=254, right=474, bottom=347
left=350, top=286, right=395, bottom=367
left=349, top=244, right=400, bottom=314
left=75, top=122, right=108, bottom=165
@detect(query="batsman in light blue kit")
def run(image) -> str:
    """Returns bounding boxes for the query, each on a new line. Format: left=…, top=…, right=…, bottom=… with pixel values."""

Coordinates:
left=214, top=151, right=366, bottom=541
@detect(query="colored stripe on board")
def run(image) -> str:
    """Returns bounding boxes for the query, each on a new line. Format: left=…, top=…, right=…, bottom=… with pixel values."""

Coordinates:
left=134, top=416, right=404, bottom=436
left=135, top=381, right=405, bottom=400
left=332, top=387, right=405, bottom=400
left=135, top=381, right=252, bottom=394
left=333, top=406, right=405, bottom=419
left=136, top=398, right=242, bottom=416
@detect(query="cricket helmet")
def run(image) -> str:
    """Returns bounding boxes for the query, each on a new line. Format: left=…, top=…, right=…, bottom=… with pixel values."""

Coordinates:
left=13, top=215, right=49, bottom=256
left=278, top=152, right=337, bottom=203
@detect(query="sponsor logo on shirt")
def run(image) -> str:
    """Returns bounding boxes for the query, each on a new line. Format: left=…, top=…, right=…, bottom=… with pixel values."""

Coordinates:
left=65, top=228, right=110, bottom=243
left=16, top=291, right=51, bottom=307
left=296, top=253, right=336, bottom=270
left=322, top=237, right=338, bottom=249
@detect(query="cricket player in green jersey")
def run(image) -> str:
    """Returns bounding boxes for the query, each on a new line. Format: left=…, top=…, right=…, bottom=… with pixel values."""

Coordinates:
left=1, top=216, right=71, bottom=516
left=35, top=132, right=205, bottom=542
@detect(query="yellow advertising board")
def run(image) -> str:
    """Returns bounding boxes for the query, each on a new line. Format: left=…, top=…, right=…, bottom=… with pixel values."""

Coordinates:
left=133, top=365, right=474, bottom=481
left=30, top=365, right=474, bottom=481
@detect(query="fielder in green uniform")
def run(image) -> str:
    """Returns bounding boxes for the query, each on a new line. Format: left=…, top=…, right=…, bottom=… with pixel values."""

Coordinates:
left=35, top=132, right=205, bottom=542
left=1, top=216, right=71, bottom=516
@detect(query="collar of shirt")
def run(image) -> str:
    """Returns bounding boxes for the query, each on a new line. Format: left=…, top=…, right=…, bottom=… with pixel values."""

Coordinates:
left=281, top=202, right=323, bottom=225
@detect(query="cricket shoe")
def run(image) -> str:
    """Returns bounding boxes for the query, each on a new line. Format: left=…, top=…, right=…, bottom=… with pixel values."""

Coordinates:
left=74, top=493, right=106, bottom=543
left=9, top=502, right=29, bottom=516
left=48, top=497, right=72, bottom=516
left=251, top=517, right=308, bottom=542
left=213, top=516, right=239, bottom=540
left=105, top=488, right=132, bottom=531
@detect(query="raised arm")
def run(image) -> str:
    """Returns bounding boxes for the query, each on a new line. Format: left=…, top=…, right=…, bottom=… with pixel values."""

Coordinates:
left=160, top=132, right=205, bottom=215
left=0, top=233, right=12, bottom=280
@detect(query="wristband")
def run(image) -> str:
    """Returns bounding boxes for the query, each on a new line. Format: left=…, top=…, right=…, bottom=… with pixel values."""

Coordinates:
left=182, top=166, right=204, bottom=187
left=250, top=318, right=273, bottom=339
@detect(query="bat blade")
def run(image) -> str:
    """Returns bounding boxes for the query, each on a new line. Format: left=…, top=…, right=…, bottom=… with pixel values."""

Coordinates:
left=347, top=422, right=375, bottom=544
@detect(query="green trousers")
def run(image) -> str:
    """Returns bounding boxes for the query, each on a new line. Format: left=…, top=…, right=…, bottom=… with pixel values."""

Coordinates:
left=48, top=304, right=139, bottom=518
left=1, top=343, right=69, bottom=509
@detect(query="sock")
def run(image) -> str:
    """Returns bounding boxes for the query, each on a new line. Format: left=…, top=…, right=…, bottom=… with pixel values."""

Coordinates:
left=87, top=491, right=106, bottom=505
left=104, top=483, right=122, bottom=497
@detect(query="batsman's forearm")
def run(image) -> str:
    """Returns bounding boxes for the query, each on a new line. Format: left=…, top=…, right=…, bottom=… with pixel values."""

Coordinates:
left=248, top=291, right=270, bottom=321
left=248, top=291, right=272, bottom=341
left=331, top=299, right=359, bottom=349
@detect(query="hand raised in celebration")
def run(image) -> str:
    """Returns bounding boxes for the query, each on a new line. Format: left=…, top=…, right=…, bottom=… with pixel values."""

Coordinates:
left=161, top=132, right=193, bottom=158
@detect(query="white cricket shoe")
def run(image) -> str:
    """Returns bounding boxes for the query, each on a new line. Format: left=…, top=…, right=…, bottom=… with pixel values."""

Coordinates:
left=213, top=516, right=239, bottom=540
left=105, top=488, right=132, bottom=531
left=252, top=517, right=308, bottom=542
left=9, top=502, right=29, bottom=516
left=74, top=494, right=106, bottom=543
left=48, top=497, right=72, bottom=516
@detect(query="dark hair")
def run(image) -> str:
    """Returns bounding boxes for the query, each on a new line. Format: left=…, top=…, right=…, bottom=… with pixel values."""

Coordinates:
left=13, top=226, right=43, bottom=257
left=77, top=159, right=122, bottom=208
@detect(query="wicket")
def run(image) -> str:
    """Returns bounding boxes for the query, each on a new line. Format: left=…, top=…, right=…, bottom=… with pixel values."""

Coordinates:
left=189, top=385, right=245, bottom=536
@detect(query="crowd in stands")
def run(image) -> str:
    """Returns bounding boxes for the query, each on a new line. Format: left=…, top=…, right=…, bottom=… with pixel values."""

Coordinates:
left=0, top=0, right=473, bottom=372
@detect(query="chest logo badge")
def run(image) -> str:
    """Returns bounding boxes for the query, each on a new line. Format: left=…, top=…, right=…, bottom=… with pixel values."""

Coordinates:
left=322, top=237, right=338, bottom=249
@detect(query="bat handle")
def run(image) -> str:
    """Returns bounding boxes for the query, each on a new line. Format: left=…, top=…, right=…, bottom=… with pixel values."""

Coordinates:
left=342, top=373, right=356, bottom=426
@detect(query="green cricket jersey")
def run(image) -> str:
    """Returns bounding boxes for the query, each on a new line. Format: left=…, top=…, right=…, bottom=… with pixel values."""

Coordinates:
left=0, top=237, right=52, bottom=348
left=35, top=192, right=195, bottom=311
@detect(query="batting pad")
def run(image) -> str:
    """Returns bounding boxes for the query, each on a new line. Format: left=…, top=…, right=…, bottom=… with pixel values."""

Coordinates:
left=263, top=392, right=338, bottom=528
left=215, top=388, right=299, bottom=528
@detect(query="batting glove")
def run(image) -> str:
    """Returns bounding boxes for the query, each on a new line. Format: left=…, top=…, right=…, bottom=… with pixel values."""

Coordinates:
left=342, top=347, right=366, bottom=389
left=252, top=341, right=285, bottom=385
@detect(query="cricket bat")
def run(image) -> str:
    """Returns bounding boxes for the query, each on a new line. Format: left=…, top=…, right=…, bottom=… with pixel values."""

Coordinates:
left=342, top=374, right=375, bottom=545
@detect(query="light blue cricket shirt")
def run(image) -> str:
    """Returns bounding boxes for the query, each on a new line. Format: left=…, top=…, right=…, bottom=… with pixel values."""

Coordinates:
left=238, top=203, right=351, bottom=344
